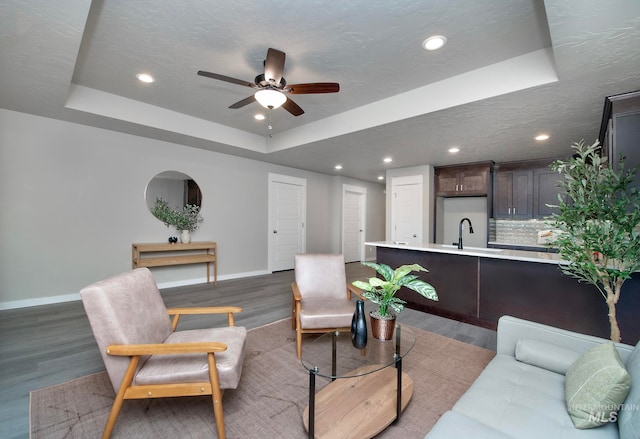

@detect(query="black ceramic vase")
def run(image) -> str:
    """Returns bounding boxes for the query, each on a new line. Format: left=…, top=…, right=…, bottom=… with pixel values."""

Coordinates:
left=351, top=299, right=367, bottom=349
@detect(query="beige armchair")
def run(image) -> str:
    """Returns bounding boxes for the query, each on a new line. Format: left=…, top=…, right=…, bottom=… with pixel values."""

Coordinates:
left=80, top=268, right=246, bottom=439
left=291, top=254, right=363, bottom=359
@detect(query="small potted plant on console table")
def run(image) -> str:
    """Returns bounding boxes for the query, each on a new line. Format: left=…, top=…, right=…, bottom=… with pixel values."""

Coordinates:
left=152, top=197, right=203, bottom=243
left=353, top=262, right=438, bottom=340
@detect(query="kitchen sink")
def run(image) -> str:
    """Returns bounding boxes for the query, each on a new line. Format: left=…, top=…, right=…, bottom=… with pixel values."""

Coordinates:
left=440, top=244, right=503, bottom=252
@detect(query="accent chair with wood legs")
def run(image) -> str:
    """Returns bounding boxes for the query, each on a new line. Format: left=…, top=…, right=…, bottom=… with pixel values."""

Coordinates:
left=80, top=267, right=246, bottom=439
left=291, top=254, right=363, bottom=359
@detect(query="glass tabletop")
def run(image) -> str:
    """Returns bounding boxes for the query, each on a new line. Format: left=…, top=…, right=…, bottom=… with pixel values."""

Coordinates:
left=300, top=324, right=415, bottom=379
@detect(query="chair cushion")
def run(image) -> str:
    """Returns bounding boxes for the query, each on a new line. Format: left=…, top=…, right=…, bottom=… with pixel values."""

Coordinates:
left=135, top=326, right=247, bottom=389
left=294, top=254, right=348, bottom=300
left=565, top=342, right=631, bottom=429
left=619, top=341, right=640, bottom=439
left=299, top=298, right=354, bottom=329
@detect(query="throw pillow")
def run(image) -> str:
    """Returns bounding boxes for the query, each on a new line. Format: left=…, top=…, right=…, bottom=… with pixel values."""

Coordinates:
left=565, top=342, right=631, bottom=429
left=515, top=339, right=582, bottom=375
left=618, top=341, right=640, bottom=439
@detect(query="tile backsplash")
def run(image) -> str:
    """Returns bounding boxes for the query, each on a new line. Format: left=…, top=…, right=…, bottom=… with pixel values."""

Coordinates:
left=489, top=218, right=554, bottom=246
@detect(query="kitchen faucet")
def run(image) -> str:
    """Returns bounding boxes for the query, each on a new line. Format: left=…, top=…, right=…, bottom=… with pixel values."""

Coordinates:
left=457, top=217, right=474, bottom=249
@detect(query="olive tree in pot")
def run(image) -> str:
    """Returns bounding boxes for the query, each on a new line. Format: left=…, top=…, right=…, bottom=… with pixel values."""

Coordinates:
left=352, top=262, right=438, bottom=340
left=548, top=140, right=640, bottom=342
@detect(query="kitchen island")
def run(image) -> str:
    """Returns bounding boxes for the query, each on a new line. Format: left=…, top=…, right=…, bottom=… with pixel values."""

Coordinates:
left=366, top=241, right=640, bottom=345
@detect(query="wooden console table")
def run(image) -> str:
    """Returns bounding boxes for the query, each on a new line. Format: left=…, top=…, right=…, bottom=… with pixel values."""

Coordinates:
left=132, top=241, right=217, bottom=285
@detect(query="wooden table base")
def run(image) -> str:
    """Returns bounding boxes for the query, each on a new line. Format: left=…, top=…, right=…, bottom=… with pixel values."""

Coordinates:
left=303, top=364, right=414, bottom=439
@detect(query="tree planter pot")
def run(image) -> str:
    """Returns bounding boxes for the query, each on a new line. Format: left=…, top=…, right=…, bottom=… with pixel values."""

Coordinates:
left=370, top=313, right=396, bottom=340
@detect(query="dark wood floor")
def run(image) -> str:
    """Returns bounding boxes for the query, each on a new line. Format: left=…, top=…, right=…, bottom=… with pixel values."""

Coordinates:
left=0, top=263, right=496, bottom=439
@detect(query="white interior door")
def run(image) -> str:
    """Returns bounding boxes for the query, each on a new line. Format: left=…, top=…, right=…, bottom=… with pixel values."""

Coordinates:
left=391, top=180, right=422, bottom=245
left=268, top=174, right=306, bottom=271
left=342, top=185, right=366, bottom=262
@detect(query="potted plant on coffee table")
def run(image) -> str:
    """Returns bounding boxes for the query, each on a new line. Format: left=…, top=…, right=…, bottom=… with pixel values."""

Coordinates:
left=352, top=262, right=438, bottom=340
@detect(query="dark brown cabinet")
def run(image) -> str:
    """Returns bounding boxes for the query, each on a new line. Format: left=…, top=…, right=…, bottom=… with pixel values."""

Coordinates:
left=435, top=162, right=492, bottom=197
left=600, top=91, right=640, bottom=191
left=533, top=167, right=565, bottom=218
left=493, top=160, right=565, bottom=219
left=493, top=170, right=533, bottom=219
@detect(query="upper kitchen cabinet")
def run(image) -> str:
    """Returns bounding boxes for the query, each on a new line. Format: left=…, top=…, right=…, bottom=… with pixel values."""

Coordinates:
left=493, top=169, right=533, bottom=219
left=435, top=162, right=493, bottom=197
left=533, top=168, right=565, bottom=218
left=493, top=160, right=564, bottom=220
left=600, top=91, right=640, bottom=191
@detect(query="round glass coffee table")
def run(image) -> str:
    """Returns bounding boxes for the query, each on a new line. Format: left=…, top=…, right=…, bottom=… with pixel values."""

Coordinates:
left=300, top=324, right=415, bottom=439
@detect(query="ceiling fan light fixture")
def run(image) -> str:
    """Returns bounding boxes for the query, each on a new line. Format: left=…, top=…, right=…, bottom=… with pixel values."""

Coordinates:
left=255, top=89, right=287, bottom=109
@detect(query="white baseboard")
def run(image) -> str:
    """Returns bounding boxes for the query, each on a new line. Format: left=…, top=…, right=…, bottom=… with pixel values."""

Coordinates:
left=0, top=269, right=272, bottom=311
left=0, top=293, right=81, bottom=311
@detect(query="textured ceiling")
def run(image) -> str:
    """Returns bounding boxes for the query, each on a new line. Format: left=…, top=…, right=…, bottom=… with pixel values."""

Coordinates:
left=1, top=0, right=639, bottom=182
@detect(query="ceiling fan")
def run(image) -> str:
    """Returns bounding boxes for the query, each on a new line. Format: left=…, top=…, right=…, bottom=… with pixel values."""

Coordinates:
left=197, top=48, right=339, bottom=116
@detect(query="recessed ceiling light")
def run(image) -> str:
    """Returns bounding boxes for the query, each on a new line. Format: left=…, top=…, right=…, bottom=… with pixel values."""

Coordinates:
left=383, top=157, right=392, bottom=163
left=535, top=134, right=550, bottom=141
left=254, top=114, right=265, bottom=120
left=377, top=176, right=385, bottom=180
left=136, top=73, right=155, bottom=83
left=422, top=35, right=447, bottom=51
left=334, top=165, right=343, bottom=170
left=448, top=147, right=460, bottom=153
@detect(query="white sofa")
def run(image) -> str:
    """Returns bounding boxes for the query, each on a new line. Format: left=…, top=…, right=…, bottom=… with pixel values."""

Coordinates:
left=425, top=315, right=640, bottom=439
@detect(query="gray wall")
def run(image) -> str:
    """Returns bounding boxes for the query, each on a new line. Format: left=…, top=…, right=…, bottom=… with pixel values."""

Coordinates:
left=0, top=109, right=385, bottom=309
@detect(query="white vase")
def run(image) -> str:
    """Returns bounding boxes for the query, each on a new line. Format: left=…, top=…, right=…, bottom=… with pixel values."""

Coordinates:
left=180, top=230, right=191, bottom=243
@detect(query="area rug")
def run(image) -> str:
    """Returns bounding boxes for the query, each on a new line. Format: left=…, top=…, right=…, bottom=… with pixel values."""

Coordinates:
left=30, top=318, right=495, bottom=438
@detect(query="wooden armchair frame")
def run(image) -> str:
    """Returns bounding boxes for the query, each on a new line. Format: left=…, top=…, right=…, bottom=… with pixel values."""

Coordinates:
left=291, top=282, right=363, bottom=359
left=101, top=306, right=242, bottom=439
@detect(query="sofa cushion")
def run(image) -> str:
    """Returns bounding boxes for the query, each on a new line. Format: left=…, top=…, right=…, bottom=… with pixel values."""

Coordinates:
left=452, top=354, right=619, bottom=439
left=516, top=338, right=582, bottom=375
left=618, top=341, right=640, bottom=439
left=565, top=342, right=631, bottom=429
left=424, top=410, right=513, bottom=439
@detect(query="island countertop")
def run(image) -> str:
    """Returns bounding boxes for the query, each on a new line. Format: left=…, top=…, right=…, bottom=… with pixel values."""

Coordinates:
left=365, top=241, right=564, bottom=265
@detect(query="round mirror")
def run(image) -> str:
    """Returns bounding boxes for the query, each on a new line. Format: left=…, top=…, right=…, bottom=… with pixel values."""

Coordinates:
left=145, top=171, right=202, bottom=219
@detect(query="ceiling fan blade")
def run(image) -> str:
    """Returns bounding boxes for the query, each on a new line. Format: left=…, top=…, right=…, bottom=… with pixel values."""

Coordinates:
left=229, top=95, right=256, bottom=109
left=282, top=97, right=304, bottom=116
left=197, top=70, right=256, bottom=88
left=286, top=83, right=340, bottom=94
left=264, top=48, right=286, bottom=86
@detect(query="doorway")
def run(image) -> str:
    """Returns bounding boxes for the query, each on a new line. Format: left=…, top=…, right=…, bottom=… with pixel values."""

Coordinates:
left=268, top=173, right=306, bottom=271
left=391, top=176, right=423, bottom=245
left=342, top=184, right=366, bottom=262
